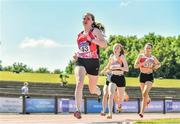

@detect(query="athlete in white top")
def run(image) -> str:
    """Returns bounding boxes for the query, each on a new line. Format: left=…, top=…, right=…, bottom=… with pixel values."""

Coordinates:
left=101, top=43, right=129, bottom=119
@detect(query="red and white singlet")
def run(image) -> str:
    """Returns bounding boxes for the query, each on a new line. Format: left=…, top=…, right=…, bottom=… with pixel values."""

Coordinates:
left=76, top=30, right=99, bottom=59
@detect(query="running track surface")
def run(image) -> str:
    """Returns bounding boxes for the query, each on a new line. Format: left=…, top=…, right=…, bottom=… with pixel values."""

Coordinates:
left=0, top=113, right=180, bottom=124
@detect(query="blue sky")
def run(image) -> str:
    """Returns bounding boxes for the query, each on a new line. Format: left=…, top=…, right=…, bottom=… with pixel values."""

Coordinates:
left=0, top=0, right=180, bottom=71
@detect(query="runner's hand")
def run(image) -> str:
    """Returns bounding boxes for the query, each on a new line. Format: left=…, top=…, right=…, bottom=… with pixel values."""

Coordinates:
left=72, top=53, right=78, bottom=63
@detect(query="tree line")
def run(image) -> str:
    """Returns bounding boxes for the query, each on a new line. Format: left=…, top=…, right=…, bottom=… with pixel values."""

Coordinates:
left=65, top=33, right=180, bottom=79
left=1, top=33, right=179, bottom=79
left=0, top=61, right=63, bottom=74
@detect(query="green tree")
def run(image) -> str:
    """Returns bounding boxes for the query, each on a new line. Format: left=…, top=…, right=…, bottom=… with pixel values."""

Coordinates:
left=65, top=60, right=74, bottom=74
left=65, top=33, right=180, bottom=79
left=54, top=69, right=63, bottom=74
left=12, top=62, right=27, bottom=73
left=3, top=66, right=13, bottom=71
left=0, top=60, right=2, bottom=71
left=36, top=67, right=50, bottom=73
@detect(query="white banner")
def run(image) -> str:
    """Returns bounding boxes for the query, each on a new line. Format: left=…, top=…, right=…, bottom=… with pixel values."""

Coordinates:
left=0, top=97, right=22, bottom=112
left=58, top=98, right=84, bottom=113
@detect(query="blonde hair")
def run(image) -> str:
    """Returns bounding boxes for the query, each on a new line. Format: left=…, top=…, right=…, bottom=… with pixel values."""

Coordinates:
left=140, top=42, right=153, bottom=54
left=145, top=42, right=153, bottom=48
left=24, top=82, right=28, bottom=86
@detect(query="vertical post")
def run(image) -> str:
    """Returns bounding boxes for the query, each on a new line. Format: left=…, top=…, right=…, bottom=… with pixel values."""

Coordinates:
left=54, top=96, right=58, bottom=114
left=22, top=95, right=26, bottom=114
left=137, top=98, right=140, bottom=114
left=84, top=97, right=87, bottom=114
left=113, top=101, right=115, bottom=113
left=163, top=98, right=166, bottom=114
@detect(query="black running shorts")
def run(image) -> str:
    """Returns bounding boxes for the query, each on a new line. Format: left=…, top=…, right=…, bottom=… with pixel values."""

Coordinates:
left=75, top=58, right=100, bottom=76
left=139, top=73, right=154, bottom=83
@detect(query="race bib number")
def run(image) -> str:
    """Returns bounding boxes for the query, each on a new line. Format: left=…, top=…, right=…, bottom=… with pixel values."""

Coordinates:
left=144, top=59, right=154, bottom=68
left=79, top=42, right=90, bottom=52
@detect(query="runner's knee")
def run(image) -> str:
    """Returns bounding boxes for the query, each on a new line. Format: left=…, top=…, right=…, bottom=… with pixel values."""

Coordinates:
left=76, top=81, right=83, bottom=90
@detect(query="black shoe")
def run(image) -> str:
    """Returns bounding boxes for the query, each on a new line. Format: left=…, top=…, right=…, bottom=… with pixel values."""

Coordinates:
left=139, top=113, right=143, bottom=118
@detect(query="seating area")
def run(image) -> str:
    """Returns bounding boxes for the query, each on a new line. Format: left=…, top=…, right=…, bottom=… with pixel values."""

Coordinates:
left=0, top=81, right=179, bottom=99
